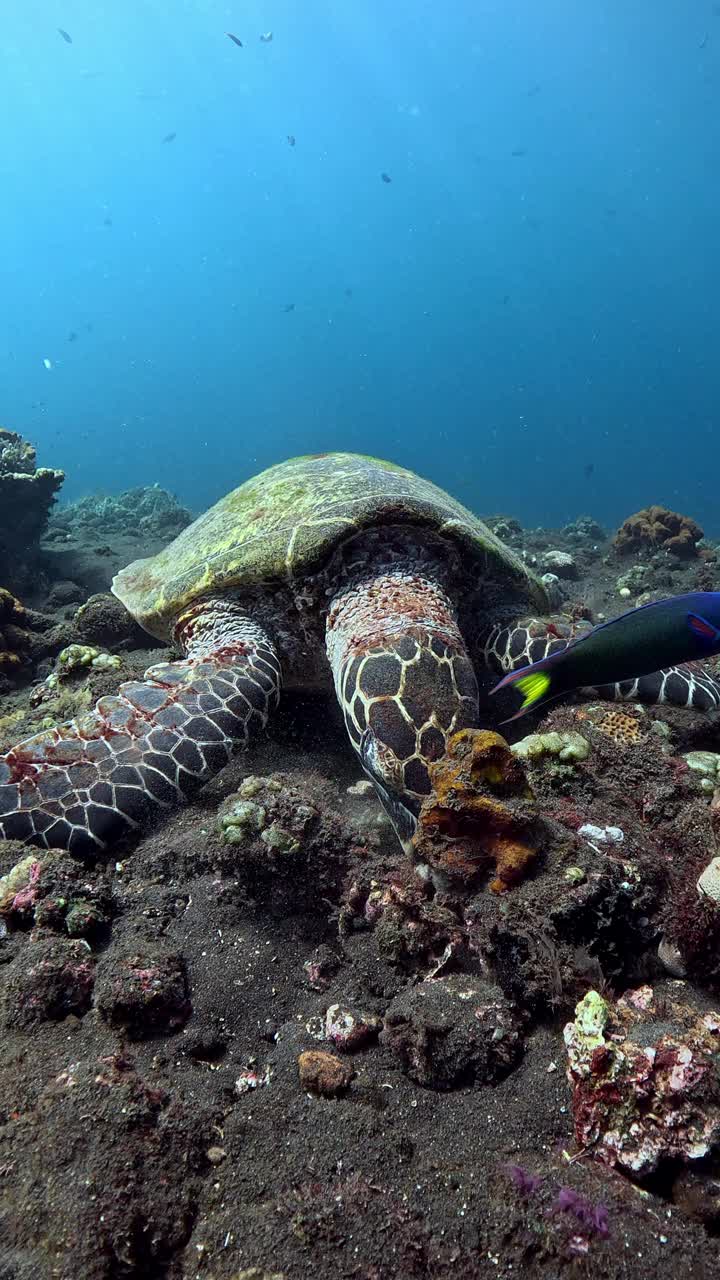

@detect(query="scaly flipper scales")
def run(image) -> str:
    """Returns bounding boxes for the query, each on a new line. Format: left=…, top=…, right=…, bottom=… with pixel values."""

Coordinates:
left=326, top=569, right=479, bottom=846
left=0, top=601, right=281, bottom=854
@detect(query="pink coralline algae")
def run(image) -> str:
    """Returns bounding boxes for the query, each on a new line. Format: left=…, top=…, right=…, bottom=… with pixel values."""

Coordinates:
left=564, top=987, right=720, bottom=1176
left=0, top=855, right=42, bottom=919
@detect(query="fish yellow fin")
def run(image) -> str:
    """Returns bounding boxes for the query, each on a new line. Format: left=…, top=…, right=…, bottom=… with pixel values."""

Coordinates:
left=512, top=670, right=552, bottom=712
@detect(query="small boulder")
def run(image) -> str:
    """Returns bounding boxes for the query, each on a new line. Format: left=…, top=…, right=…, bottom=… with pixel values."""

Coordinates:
left=539, top=550, right=578, bottom=579
left=381, top=975, right=523, bottom=1089
left=297, top=1049, right=354, bottom=1097
left=95, top=946, right=191, bottom=1038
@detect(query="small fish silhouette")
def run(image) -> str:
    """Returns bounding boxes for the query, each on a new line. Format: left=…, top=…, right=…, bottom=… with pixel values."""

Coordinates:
left=583, top=462, right=595, bottom=480
left=380, top=172, right=392, bottom=184
left=287, top=134, right=296, bottom=147
left=226, top=32, right=243, bottom=47
left=57, top=27, right=72, bottom=44
left=103, top=216, right=112, bottom=227
left=283, top=303, right=295, bottom=313
left=162, top=132, right=176, bottom=144
left=260, top=31, right=273, bottom=42
left=511, top=147, right=526, bottom=157
left=68, top=331, right=78, bottom=343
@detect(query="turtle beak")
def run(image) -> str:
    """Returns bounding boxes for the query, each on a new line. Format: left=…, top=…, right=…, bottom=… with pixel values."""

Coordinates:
left=360, top=728, right=418, bottom=853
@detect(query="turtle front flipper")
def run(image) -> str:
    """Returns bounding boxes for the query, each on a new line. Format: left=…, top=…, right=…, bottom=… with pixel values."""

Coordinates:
left=0, top=602, right=281, bottom=855
left=326, top=571, right=479, bottom=847
left=484, top=619, right=720, bottom=713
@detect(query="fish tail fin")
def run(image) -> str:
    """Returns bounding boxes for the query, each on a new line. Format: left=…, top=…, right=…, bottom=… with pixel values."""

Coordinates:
left=490, top=659, right=556, bottom=722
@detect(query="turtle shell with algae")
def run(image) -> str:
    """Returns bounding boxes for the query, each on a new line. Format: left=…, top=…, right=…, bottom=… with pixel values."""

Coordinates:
left=112, top=453, right=548, bottom=644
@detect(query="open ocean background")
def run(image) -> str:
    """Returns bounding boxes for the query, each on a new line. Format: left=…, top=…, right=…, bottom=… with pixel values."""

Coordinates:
left=1, top=0, right=719, bottom=532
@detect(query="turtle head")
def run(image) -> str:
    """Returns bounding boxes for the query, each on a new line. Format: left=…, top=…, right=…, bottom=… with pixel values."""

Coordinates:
left=359, top=728, right=418, bottom=852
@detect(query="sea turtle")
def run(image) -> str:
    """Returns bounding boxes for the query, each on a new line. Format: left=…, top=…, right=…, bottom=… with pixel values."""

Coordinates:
left=1, top=452, right=719, bottom=856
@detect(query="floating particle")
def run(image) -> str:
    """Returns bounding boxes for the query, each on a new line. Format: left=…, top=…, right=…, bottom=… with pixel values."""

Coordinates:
left=162, top=132, right=176, bottom=144
left=57, top=28, right=73, bottom=44
left=43, top=358, right=53, bottom=370
left=226, top=32, right=243, bottom=47
left=380, top=172, right=392, bottom=183
left=260, top=31, right=273, bottom=42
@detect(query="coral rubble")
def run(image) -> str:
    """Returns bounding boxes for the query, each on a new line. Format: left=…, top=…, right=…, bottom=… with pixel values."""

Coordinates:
left=565, top=987, right=720, bottom=1175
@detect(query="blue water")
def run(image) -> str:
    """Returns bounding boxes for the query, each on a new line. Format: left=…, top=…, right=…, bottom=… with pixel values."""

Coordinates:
left=1, top=1, right=719, bottom=533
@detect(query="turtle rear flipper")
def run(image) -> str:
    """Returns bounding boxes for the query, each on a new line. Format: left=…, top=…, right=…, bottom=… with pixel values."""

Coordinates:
left=0, top=602, right=280, bottom=854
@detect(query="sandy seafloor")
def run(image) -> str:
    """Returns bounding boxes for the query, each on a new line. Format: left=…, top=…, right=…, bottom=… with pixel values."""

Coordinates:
left=3, top=493, right=720, bottom=1279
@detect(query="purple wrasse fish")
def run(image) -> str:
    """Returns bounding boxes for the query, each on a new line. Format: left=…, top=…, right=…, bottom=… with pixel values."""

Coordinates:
left=491, top=591, right=720, bottom=721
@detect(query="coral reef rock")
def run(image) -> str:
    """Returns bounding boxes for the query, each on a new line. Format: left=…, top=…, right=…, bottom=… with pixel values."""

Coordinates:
left=73, top=592, right=150, bottom=650
left=563, top=514, right=606, bottom=542
left=0, top=588, right=31, bottom=682
left=539, top=549, right=578, bottom=579
left=565, top=987, right=720, bottom=1176
left=49, top=484, right=192, bottom=542
left=0, top=426, right=64, bottom=571
left=2, top=936, right=96, bottom=1029
left=216, top=772, right=357, bottom=909
left=614, top=505, right=703, bottom=558
left=381, top=975, right=523, bottom=1089
left=95, top=945, right=191, bottom=1038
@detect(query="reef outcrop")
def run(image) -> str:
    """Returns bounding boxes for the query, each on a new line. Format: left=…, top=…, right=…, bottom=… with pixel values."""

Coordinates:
left=48, top=485, right=192, bottom=543
left=0, top=427, right=64, bottom=582
left=613, top=505, right=703, bottom=558
left=0, top=589, right=31, bottom=683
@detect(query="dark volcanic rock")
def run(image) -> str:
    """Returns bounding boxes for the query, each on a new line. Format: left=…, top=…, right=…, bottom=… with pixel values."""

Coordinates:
left=95, top=945, right=191, bottom=1038
left=1, top=937, right=96, bottom=1028
left=73, top=591, right=152, bottom=650
left=381, top=974, right=523, bottom=1089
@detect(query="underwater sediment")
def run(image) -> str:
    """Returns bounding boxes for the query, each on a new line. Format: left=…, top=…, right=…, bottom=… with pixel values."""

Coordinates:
left=2, top=449, right=720, bottom=1277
